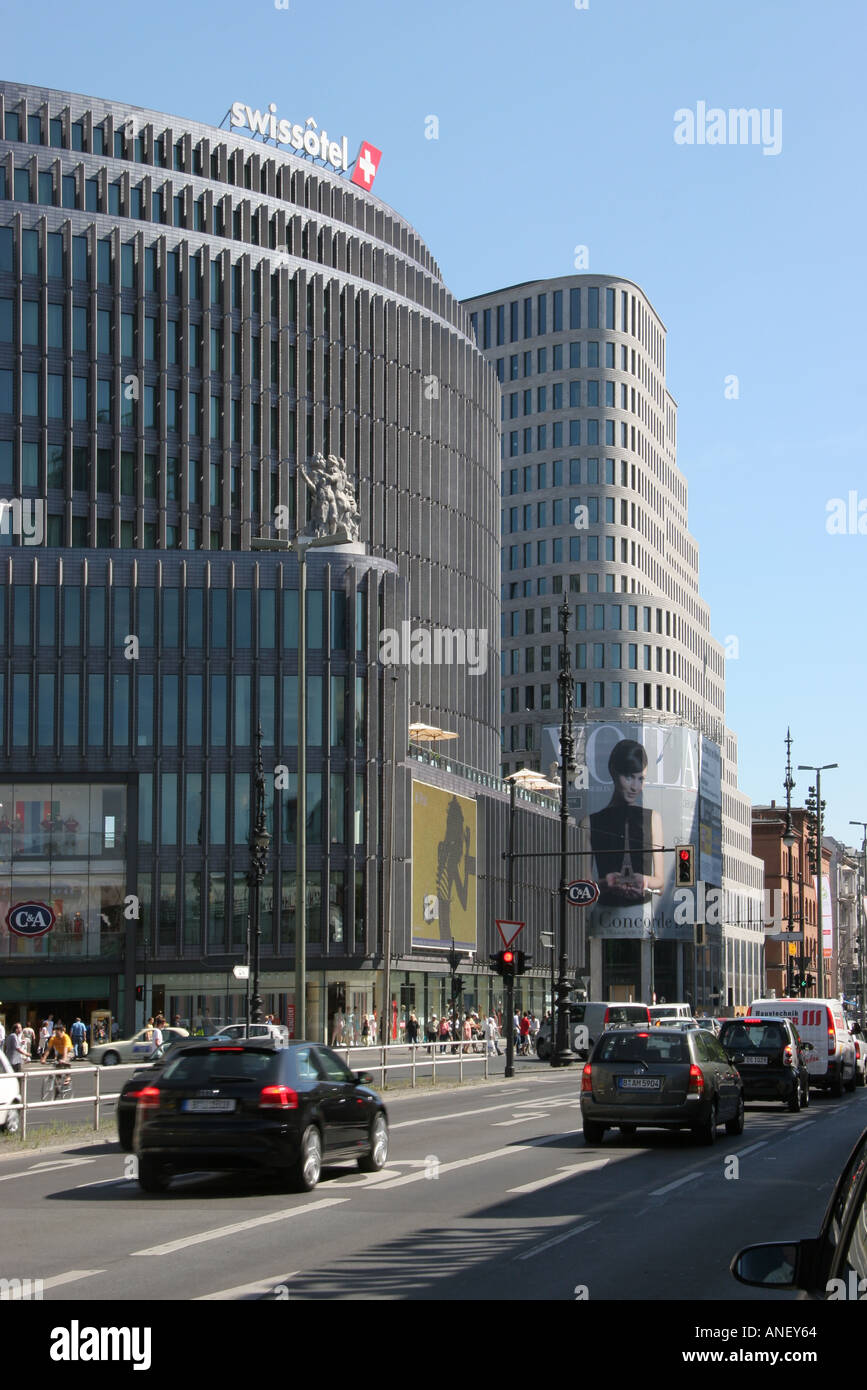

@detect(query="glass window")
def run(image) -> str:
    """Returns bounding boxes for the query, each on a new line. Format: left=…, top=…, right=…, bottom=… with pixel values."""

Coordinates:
left=87, top=673, right=104, bottom=745
left=112, top=674, right=130, bottom=745
left=211, top=589, right=228, bottom=646
left=37, top=673, right=55, bottom=745
left=234, top=674, right=251, bottom=745
left=162, top=674, right=179, bottom=745
left=137, top=673, right=154, bottom=747
left=162, top=589, right=180, bottom=645
left=12, top=673, right=30, bottom=745
left=234, top=589, right=252, bottom=647
left=161, top=773, right=178, bottom=845
left=185, top=675, right=203, bottom=746
left=210, top=673, right=227, bottom=747
left=234, top=773, right=250, bottom=843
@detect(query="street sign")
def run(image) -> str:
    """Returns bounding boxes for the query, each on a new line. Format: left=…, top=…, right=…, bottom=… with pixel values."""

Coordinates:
left=565, top=880, right=599, bottom=907
left=496, top=919, right=525, bottom=947
left=232, top=964, right=250, bottom=979
left=763, top=931, right=805, bottom=941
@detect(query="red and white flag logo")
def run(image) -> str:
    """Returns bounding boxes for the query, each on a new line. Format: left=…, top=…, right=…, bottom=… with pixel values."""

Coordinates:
left=351, top=141, right=382, bottom=189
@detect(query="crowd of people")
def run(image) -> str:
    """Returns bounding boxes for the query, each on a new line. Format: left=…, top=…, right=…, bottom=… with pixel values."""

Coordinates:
left=324, top=1006, right=548, bottom=1058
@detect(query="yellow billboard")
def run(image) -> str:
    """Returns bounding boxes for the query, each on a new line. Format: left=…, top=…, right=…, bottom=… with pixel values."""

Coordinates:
left=411, top=780, right=477, bottom=952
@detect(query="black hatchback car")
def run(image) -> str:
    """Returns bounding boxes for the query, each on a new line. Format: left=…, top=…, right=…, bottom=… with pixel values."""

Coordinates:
left=718, top=1016, right=810, bottom=1112
left=133, top=1040, right=388, bottom=1194
left=580, top=1026, right=744, bottom=1145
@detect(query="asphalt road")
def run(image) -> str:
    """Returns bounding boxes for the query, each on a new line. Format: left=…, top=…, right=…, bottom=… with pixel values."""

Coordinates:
left=2, top=1067, right=866, bottom=1307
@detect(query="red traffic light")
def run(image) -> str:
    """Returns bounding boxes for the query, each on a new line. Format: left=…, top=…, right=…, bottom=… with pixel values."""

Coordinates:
left=503, top=950, right=514, bottom=964
left=679, top=850, right=690, bottom=862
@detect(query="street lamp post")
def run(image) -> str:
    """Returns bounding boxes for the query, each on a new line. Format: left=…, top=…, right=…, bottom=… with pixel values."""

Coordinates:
left=798, top=762, right=837, bottom=997
left=850, top=822, right=867, bottom=1028
left=248, top=722, right=271, bottom=1026
left=783, top=730, right=798, bottom=997
left=552, top=595, right=576, bottom=1068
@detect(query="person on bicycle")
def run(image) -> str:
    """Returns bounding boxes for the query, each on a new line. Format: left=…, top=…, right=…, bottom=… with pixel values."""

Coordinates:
left=41, top=1023, right=74, bottom=1097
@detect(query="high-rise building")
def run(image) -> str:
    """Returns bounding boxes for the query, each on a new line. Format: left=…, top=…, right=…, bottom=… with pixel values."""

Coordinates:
left=463, top=275, right=765, bottom=1008
left=2, top=81, right=547, bottom=1037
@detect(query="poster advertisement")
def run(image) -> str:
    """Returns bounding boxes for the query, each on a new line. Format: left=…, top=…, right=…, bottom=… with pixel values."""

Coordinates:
left=410, top=780, right=477, bottom=952
left=543, top=720, right=712, bottom=940
left=819, top=874, right=833, bottom=959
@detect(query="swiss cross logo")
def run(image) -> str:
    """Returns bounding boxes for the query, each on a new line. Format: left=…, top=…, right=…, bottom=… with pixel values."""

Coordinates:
left=351, top=142, right=382, bottom=189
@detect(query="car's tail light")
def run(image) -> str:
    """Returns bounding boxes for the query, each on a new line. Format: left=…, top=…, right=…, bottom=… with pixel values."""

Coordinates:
left=603, top=1008, right=610, bottom=1026
left=782, top=1044, right=793, bottom=1067
left=581, top=1064, right=593, bottom=1093
left=259, top=1085, right=299, bottom=1110
left=137, top=1086, right=161, bottom=1111
left=687, top=1064, right=704, bottom=1097
left=827, top=1011, right=836, bottom=1057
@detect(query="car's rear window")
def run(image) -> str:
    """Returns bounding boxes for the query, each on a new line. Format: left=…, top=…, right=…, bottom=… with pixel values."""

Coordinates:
left=596, top=1032, right=688, bottom=1064
left=720, top=1023, right=786, bottom=1050
left=161, top=1049, right=280, bottom=1084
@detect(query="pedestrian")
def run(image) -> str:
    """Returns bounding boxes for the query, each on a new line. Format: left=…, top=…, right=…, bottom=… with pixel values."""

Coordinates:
left=438, top=1014, right=451, bottom=1053
left=70, top=1016, right=87, bottom=1059
left=519, top=1011, right=532, bottom=1056
left=151, top=1018, right=164, bottom=1058
left=37, top=1020, right=50, bottom=1058
left=331, top=1008, right=345, bottom=1047
left=3, top=1023, right=28, bottom=1073
left=21, top=1023, right=35, bottom=1057
left=485, top=1014, right=502, bottom=1057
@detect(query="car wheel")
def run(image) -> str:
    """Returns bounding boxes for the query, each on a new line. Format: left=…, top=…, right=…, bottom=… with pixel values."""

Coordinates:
left=725, top=1094, right=745, bottom=1136
left=3, top=1107, right=21, bottom=1135
left=830, top=1073, right=844, bottom=1099
left=856, top=1069, right=866, bottom=1089
left=582, top=1120, right=605, bottom=1146
left=536, top=1039, right=551, bottom=1061
left=787, top=1079, right=801, bottom=1113
left=801, top=1077, right=810, bottom=1107
left=845, top=1070, right=857, bottom=1093
left=358, top=1113, right=389, bottom=1172
left=101, top=1051, right=120, bottom=1067
left=117, top=1116, right=134, bottom=1152
left=693, top=1101, right=719, bottom=1146
left=138, top=1157, right=171, bottom=1194
left=289, top=1125, right=323, bottom=1192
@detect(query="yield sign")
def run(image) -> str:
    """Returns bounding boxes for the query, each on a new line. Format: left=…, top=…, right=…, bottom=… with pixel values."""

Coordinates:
left=496, top=919, right=525, bottom=947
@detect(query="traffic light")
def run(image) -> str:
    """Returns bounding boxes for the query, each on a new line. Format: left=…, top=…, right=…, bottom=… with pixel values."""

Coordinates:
left=135, top=984, right=143, bottom=1001
left=676, top=845, right=695, bottom=886
left=514, top=950, right=528, bottom=975
left=501, top=949, right=516, bottom=980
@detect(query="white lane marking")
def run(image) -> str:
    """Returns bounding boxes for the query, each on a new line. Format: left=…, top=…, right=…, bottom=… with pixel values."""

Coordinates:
left=650, top=1170, right=704, bottom=1197
left=75, top=1177, right=136, bottom=1189
left=0, top=1157, right=94, bottom=1183
left=493, top=1112, right=549, bottom=1126
left=508, top=1161, right=609, bottom=1194
left=370, top=1144, right=534, bottom=1190
left=391, top=1090, right=577, bottom=1130
left=736, top=1140, right=769, bottom=1158
left=516, top=1219, right=599, bottom=1260
left=130, top=1196, right=349, bottom=1256
left=195, top=1271, right=299, bottom=1300
left=42, top=1269, right=105, bottom=1291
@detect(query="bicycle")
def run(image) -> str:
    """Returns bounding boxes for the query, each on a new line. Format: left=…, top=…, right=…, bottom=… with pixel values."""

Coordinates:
left=41, top=1063, right=73, bottom=1102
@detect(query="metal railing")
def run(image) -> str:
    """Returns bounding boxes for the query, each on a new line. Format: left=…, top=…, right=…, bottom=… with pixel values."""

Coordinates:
left=3, top=1039, right=504, bottom=1141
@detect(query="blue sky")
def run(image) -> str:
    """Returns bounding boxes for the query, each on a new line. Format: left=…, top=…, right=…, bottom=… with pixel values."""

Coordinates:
left=7, top=0, right=866, bottom=842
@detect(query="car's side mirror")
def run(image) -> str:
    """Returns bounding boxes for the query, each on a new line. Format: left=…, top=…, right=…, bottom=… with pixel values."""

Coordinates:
left=354, top=1071, right=374, bottom=1086
left=731, top=1242, right=800, bottom=1289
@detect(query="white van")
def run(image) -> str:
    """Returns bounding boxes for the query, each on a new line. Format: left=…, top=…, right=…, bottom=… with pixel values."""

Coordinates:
left=648, top=1003, right=692, bottom=1023
left=537, top=1000, right=651, bottom=1060
left=747, top=998, right=857, bottom=1097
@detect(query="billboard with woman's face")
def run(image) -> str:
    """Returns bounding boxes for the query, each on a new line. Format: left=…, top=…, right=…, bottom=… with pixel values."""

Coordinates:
left=542, top=721, right=719, bottom=939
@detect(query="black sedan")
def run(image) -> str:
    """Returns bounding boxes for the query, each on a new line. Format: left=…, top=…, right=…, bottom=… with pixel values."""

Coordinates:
left=580, top=1026, right=744, bottom=1146
left=133, top=1040, right=389, bottom=1194
left=718, top=1016, right=810, bottom=1112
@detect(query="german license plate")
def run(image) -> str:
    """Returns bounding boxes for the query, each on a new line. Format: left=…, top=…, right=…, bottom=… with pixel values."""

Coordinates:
left=744, top=1055, right=769, bottom=1065
left=182, top=1098, right=236, bottom=1113
left=617, top=1076, right=661, bottom=1090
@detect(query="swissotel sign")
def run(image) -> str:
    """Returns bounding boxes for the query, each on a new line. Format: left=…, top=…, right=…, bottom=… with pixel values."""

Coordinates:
left=6, top=901, right=56, bottom=938
left=229, top=102, right=382, bottom=189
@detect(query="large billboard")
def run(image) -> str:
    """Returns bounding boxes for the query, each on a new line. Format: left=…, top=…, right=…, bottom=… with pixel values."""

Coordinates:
left=410, top=780, right=478, bottom=952
left=542, top=720, right=720, bottom=940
